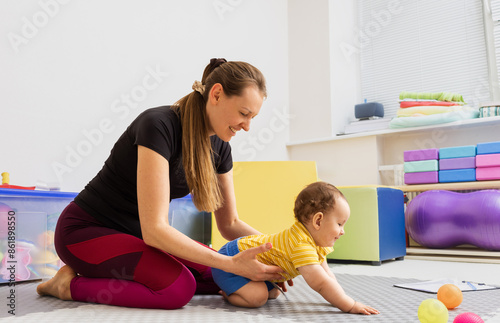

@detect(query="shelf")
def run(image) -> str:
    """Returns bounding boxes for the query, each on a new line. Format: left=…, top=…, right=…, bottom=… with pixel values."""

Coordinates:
left=406, top=247, right=500, bottom=264
left=287, top=116, right=500, bottom=147
left=397, top=180, right=500, bottom=192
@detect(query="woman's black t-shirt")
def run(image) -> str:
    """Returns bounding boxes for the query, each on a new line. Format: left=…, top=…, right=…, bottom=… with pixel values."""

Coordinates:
left=74, top=106, right=233, bottom=239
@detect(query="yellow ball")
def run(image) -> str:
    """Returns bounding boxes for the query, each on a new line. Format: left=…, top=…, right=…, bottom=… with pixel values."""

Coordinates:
left=418, top=299, right=449, bottom=323
left=437, top=284, right=463, bottom=309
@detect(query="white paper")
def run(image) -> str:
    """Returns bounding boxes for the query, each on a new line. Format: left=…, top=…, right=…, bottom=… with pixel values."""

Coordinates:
left=393, top=278, right=500, bottom=294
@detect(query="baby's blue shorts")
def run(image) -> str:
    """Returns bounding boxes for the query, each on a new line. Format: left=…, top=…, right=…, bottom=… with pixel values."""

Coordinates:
left=211, top=238, right=275, bottom=295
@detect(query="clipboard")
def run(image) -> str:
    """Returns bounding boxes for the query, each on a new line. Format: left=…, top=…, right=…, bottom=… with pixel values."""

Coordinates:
left=394, top=278, right=500, bottom=294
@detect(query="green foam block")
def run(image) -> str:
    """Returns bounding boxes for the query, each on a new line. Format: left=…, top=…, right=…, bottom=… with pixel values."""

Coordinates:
left=404, top=160, right=439, bottom=173
left=328, top=186, right=406, bottom=264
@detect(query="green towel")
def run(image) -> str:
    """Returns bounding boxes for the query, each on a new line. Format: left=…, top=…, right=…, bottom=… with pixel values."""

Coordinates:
left=399, top=91, right=465, bottom=103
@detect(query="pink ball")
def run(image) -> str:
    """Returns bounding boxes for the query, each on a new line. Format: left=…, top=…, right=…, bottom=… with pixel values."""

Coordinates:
left=453, top=312, right=484, bottom=323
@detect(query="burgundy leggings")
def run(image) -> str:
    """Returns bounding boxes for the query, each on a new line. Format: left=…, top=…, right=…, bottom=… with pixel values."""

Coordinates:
left=54, top=202, right=219, bottom=309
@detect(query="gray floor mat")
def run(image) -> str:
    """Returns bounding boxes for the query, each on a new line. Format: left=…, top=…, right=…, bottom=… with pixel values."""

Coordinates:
left=1, top=274, right=499, bottom=322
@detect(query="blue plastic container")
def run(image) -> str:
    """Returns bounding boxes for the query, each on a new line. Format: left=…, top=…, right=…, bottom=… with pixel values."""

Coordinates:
left=0, top=188, right=77, bottom=283
left=169, top=194, right=211, bottom=246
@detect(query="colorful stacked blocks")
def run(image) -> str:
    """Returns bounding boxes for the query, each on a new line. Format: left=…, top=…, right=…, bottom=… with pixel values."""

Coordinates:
left=438, top=145, right=476, bottom=183
left=476, top=142, right=500, bottom=180
left=403, top=149, right=439, bottom=184
left=403, top=141, right=500, bottom=184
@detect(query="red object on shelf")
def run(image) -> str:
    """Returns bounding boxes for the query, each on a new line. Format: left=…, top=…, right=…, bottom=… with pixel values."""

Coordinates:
left=0, top=184, right=36, bottom=190
left=1, top=172, right=35, bottom=190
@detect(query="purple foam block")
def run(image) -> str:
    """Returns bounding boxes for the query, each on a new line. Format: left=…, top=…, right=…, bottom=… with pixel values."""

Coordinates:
left=404, top=149, right=439, bottom=162
left=404, top=171, right=438, bottom=184
left=439, top=157, right=475, bottom=170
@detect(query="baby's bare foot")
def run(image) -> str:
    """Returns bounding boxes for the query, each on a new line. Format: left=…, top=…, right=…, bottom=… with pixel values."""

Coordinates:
left=218, top=290, right=230, bottom=302
left=268, top=287, right=282, bottom=299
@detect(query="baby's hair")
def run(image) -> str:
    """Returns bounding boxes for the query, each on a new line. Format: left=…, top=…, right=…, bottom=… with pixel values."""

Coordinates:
left=294, top=181, right=346, bottom=224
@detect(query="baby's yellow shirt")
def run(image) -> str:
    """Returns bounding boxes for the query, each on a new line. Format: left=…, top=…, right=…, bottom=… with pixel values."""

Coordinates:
left=237, top=221, right=334, bottom=282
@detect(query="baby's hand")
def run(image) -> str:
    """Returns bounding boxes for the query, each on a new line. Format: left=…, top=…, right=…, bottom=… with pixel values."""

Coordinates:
left=349, top=301, right=380, bottom=315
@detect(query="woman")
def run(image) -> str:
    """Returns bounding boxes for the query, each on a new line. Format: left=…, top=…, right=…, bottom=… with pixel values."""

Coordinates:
left=37, top=58, right=285, bottom=309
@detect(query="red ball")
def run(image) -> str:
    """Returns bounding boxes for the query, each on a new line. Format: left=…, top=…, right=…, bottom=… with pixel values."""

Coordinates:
left=453, top=312, right=484, bottom=323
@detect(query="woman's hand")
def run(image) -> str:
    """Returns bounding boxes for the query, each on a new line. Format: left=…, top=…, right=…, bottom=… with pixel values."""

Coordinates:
left=230, top=243, right=284, bottom=281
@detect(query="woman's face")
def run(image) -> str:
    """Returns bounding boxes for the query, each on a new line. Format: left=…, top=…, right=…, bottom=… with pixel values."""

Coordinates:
left=206, top=84, right=264, bottom=142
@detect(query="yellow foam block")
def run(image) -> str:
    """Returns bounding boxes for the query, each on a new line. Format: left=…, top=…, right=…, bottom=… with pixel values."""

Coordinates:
left=211, top=161, right=318, bottom=250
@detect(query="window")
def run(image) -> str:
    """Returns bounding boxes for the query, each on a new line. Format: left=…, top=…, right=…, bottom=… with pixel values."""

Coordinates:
left=358, top=0, right=491, bottom=119
left=490, top=0, right=500, bottom=89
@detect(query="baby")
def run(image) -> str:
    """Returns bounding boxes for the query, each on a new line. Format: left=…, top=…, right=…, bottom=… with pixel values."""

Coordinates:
left=212, top=181, right=380, bottom=315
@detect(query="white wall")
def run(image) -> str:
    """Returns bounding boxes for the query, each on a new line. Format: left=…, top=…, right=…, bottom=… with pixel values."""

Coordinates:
left=328, top=0, right=360, bottom=135
left=0, top=0, right=289, bottom=192
left=288, top=0, right=360, bottom=142
left=288, top=0, right=332, bottom=142
left=5, top=0, right=493, bottom=192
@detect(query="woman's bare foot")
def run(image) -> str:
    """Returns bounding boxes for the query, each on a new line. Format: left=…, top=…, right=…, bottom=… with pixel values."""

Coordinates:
left=36, top=265, right=76, bottom=300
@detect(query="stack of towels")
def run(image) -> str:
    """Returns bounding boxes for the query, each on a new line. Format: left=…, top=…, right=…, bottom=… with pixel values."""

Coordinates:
left=390, top=91, right=479, bottom=128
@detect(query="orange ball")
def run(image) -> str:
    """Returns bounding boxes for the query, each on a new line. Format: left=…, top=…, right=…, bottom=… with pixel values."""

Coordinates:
left=437, top=284, right=463, bottom=309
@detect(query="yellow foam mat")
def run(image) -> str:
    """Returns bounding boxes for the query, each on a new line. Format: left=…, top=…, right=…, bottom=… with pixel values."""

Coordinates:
left=211, top=161, right=318, bottom=250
